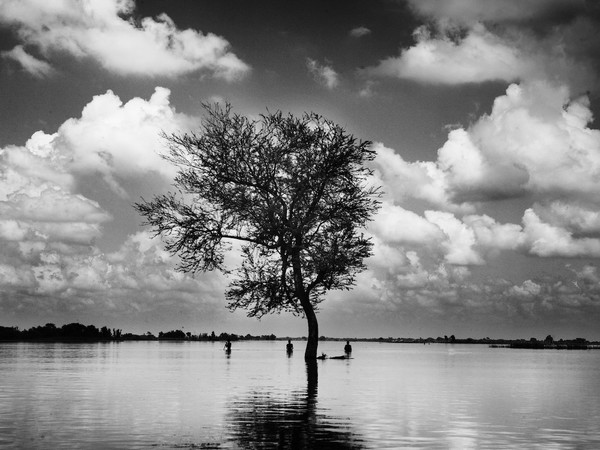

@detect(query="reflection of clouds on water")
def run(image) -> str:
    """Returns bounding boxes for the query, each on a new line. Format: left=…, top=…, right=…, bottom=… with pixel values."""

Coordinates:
left=446, top=417, right=480, bottom=450
left=225, top=363, right=364, bottom=449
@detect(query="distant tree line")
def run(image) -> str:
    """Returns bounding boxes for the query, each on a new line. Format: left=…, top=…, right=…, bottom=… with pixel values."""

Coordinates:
left=320, top=335, right=598, bottom=348
left=0, top=323, right=121, bottom=341
left=1, top=324, right=597, bottom=347
left=154, top=330, right=277, bottom=341
left=0, top=323, right=277, bottom=342
left=507, top=335, right=591, bottom=350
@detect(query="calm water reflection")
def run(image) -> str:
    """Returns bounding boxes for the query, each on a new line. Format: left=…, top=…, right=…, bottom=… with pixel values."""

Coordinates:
left=1, top=341, right=599, bottom=449
left=226, top=361, right=363, bottom=449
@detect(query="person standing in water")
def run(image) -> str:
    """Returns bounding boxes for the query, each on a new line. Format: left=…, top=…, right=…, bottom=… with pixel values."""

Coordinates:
left=286, top=339, right=294, bottom=354
left=224, top=340, right=232, bottom=353
left=344, top=340, right=352, bottom=355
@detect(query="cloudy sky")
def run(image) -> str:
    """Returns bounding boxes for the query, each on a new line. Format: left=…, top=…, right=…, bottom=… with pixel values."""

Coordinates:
left=1, top=0, right=600, bottom=339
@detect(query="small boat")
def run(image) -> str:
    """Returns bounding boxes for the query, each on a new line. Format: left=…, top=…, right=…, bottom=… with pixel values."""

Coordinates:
left=316, top=353, right=352, bottom=360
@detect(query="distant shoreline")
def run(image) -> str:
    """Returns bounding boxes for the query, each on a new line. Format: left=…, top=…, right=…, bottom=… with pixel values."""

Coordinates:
left=1, top=322, right=599, bottom=348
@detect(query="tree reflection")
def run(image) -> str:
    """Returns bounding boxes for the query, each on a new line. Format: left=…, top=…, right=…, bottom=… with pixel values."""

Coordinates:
left=225, top=361, right=363, bottom=449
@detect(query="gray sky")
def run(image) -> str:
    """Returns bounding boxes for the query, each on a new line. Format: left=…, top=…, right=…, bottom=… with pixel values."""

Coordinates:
left=1, top=0, right=600, bottom=339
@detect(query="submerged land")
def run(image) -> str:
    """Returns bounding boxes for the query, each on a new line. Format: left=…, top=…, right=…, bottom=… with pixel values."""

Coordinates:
left=1, top=322, right=598, bottom=349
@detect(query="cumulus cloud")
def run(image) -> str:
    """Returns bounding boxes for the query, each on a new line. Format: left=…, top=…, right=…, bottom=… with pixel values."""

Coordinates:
left=372, top=81, right=600, bottom=208
left=423, top=210, right=483, bottom=265
left=367, top=23, right=595, bottom=88
left=521, top=209, right=600, bottom=258
left=370, top=143, right=471, bottom=213
left=365, top=0, right=598, bottom=89
left=462, top=214, right=522, bottom=251
left=533, top=202, right=600, bottom=235
left=573, top=264, right=600, bottom=289
left=0, top=84, right=234, bottom=328
left=1, top=188, right=111, bottom=224
left=461, top=82, right=600, bottom=200
left=0, top=87, right=200, bottom=282
left=330, top=245, right=600, bottom=337
left=32, top=87, right=191, bottom=195
left=306, top=58, right=340, bottom=89
left=363, top=77, right=600, bottom=326
left=369, top=202, right=444, bottom=245
left=1, top=124, right=111, bottom=248
left=0, top=0, right=250, bottom=80
left=0, top=230, right=227, bottom=321
left=368, top=203, right=600, bottom=266
left=367, top=24, right=531, bottom=85
left=0, top=85, right=201, bottom=305
left=350, top=64, right=600, bottom=334
left=106, top=231, right=225, bottom=297
left=508, top=279, right=542, bottom=298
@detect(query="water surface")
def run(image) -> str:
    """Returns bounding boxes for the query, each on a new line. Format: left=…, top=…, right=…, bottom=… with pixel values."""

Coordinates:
left=1, top=341, right=599, bottom=448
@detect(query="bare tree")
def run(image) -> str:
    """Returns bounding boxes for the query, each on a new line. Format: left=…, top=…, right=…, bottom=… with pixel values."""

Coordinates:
left=135, top=104, right=380, bottom=361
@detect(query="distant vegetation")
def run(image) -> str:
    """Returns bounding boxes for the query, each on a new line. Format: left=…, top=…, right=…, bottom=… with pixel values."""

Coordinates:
left=0, top=323, right=276, bottom=342
left=0, top=323, right=119, bottom=341
left=0, top=324, right=598, bottom=349
left=322, top=335, right=598, bottom=349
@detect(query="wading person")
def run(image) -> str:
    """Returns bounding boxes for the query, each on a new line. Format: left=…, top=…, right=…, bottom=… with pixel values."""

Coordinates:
left=344, top=340, right=352, bottom=355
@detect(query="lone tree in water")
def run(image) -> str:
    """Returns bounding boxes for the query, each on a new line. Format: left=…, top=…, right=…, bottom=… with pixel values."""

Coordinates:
left=135, top=104, right=380, bottom=361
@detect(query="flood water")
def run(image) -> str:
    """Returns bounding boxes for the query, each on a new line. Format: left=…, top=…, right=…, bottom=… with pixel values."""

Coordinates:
left=1, top=340, right=599, bottom=449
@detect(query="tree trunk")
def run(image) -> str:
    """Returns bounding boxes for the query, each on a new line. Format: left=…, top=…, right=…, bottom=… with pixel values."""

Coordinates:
left=301, top=296, right=319, bottom=361
left=291, top=240, right=319, bottom=361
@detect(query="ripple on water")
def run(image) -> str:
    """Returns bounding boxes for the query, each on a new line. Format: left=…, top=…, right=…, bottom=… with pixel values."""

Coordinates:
left=1, top=342, right=600, bottom=449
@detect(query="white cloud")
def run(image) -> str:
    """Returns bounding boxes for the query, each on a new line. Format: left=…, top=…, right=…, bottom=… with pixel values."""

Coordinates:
left=350, top=26, right=371, bottom=38
left=367, top=1, right=597, bottom=90
left=1, top=135, right=111, bottom=248
left=56, top=87, right=188, bottom=193
left=0, top=84, right=231, bottom=327
left=0, top=85, right=203, bottom=303
left=574, top=265, right=600, bottom=289
left=533, top=202, right=600, bottom=235
left=370, top=143, right=472, bottom=213
left=463, top=214, right=523, bottom=251
left=306, top=58, right=340, bottom=89
left=0, top=0, right=250, bottom=80
left=0, top=88, right=189, bottom=241
left=424, top=210, right=483, bottom=265
left=0, top=230, right=227, bottom=321
left=437, top=127, right=528, bottom=201
left=369, top=202, right=444, bottom=245
left=507, top=279, right=542, bottom=297
left=465, top=82, right=600, bottom=199
left=1, top=45, right=55, bottom=77
left=1, top=187, right=111, bottom=224
left=364, top=69, right=600, bottom=313
left=373, top=81, right=600, bottom=209
left=1, top=141, right=73, bottom=197
left=521, top=209, right=600, bottom=258
left=368, top=24, right=531, bottom=85
left=366, top=236, right=411, bottom=275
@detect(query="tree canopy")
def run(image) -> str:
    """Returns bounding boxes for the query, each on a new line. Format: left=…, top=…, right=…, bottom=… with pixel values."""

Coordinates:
left=135, top=104, right=380, bottom=360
